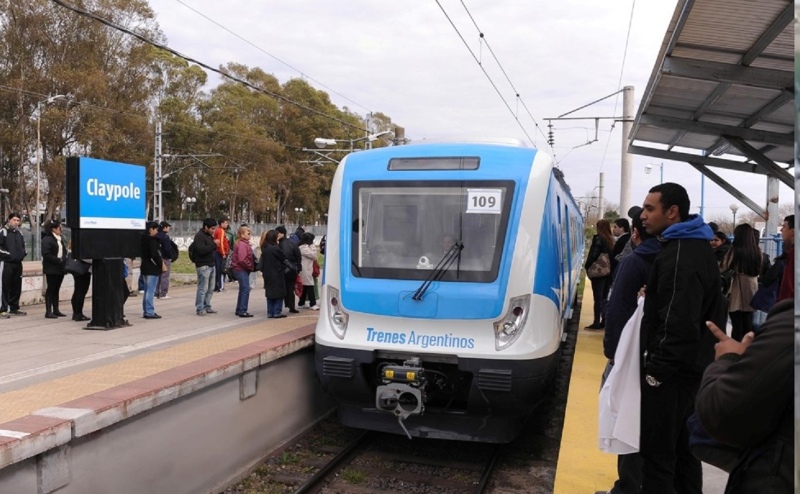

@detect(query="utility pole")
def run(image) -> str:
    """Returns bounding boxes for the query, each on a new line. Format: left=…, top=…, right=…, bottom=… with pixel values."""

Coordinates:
left=620, top=86, right=634, bottom=216
left=598, top=172, right=605, bottom=219
left=154, top=121, right=163, bottom=222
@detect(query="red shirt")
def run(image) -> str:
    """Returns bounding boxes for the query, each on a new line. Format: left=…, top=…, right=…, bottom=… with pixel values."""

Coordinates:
left=213, top=227, right=229, bottom=256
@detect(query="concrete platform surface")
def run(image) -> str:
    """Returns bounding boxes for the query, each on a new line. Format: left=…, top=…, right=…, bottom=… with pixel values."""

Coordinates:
left=554, top=280, right=729, bottom=493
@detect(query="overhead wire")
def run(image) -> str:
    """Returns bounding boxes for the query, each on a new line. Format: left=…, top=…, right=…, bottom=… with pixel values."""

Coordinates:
left=433, top=0, right=538, bottom=148
left=172, top=0, right=372, bottom=114
left=596, top=0, right=636, bottom=177
left=48, top=0, right=367, bottom=134
left=456, top=1, right=553, bottom=157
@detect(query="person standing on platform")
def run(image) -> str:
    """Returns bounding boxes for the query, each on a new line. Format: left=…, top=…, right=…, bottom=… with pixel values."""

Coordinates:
left=298, top=232, right=319, bottom=310
left=41, top=219, right=68, bottom=318
left=597, top=214, right=659, bottom=494
left=156, top=221, right=175, bottom=299
left=230, top=226, right=255, bottom=317
left=0, top=212, right=27, bottom=318
left=276, top=225, right=301, bottom=314
left=213, top=216, right=230, bottom=292
left=584, top=219, right=615, bottom=330
left=695, top=300, right=793, bottom=492
left=140, top=221, right=163, bottom=319
left=776, top=215, right=794, bottom=302
left=610, top=218, right=631, bottom=274
left=637, top=183, right=727, bottom=494
left=261, top=229, right=286, bottom=318
left=69, top=250, right=91, bottom=322
left=720, top=223, right=761, bottom=341
left=193, top=218, right=219, bottom=316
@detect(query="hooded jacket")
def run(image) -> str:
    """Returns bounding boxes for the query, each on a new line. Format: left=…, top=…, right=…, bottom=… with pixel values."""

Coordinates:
left=695, top=299, right=793, bottom=493
left=0, top=225, right=26, bottom=263
left=140, top=233, right=163, bottom=277
left=603, top=237, right=661, bottom=360
left=640, top=215, right=728, bottom=382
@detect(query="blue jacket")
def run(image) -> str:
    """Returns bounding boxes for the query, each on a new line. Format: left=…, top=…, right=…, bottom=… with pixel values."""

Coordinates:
left=641, top=215, right=727, bottom=382
left=603, top=238, right=661, bottom=360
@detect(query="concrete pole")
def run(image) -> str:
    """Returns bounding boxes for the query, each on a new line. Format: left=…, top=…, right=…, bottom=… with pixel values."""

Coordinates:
left=620, top=86, right=634, bottom=216
left=598, top=172, right=605, bottom=219
left=154, top=121, right=162, bottom=222
left=765, top=176, right=779, bottom=236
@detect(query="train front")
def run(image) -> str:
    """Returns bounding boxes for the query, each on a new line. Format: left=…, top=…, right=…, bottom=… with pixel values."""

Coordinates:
left=315, top=142, right=563, bottom=443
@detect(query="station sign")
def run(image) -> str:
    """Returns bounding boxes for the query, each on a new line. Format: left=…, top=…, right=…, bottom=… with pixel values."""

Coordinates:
left=76, top=157, right=146, bottom=229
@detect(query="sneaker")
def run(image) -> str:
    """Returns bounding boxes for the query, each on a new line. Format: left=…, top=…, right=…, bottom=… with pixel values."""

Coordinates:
left=584, top=323, right=604, bottom=330
left=237, top=313, right=254, bottom=318
left=310, top=305, right=320, bottom=311
left=274, top=314, right=287, bottom=319
left=0, top=311, right=9, bottom=319
left=196, top=310, right=207, bottom=317
left=10, top=310, right=27, bottom=316
left=205, top=308, right=217, bottom=314
left=143, top=313, right=162, bottom=319
left=159, top=295, right=171, bottom=300
left=297, top=304, right=309, bottom=309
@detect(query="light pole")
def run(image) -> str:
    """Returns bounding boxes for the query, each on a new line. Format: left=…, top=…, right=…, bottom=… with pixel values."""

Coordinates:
left=294, top=207, right=305, bottom=226
left=730, top=203, right=739, bottom=228
left=645, top=162, right=664, bottom=184
left=34, top=94, right=67, bottom=244
left=186, top=197, right=196, bottom=232
left=0, top=188, right=8, bottom=222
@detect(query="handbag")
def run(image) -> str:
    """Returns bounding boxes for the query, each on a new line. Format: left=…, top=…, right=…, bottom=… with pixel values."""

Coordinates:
left=586, top=252, right=611, bottom=279
left=222, top=253, right=233, bottom=274
left=312, top=259, right=320, bottom=278
left=294, top=274, right=303, bottom=297
left=65, top=258, right=90, bottom=276
left=254, top=256, right=263, bottom=272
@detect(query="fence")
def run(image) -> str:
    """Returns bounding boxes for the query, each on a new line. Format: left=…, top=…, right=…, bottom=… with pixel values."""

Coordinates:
left=19, top=222, right=327, bottom=261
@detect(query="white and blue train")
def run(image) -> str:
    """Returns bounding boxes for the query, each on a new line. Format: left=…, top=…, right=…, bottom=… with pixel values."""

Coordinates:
left=315, top=141, right=584, bottom=443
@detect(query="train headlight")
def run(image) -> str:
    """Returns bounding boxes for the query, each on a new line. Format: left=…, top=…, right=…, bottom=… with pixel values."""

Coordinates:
left=493, top=294, right=530, bottom=351
left=326, top=286, right=349, bottom=339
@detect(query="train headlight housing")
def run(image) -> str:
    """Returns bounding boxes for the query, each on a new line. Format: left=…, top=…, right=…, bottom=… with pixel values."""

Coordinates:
left=326, top=286, right=349, bottom=339
left=493, top=294, right=530, bottom=351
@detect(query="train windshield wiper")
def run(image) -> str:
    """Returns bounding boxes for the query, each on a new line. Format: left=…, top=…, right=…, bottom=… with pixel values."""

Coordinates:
left=412, top=241, right=463, bottom=301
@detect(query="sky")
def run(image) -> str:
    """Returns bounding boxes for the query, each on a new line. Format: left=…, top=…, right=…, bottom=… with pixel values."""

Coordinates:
left=146, top=0, right=794, bottom=228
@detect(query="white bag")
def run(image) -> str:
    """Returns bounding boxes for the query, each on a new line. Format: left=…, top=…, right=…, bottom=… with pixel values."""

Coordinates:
left=598, top=297, right=643, bottom=454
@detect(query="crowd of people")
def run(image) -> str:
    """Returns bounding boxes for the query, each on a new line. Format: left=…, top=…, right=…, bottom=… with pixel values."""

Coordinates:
left=0, top=212, right=324, bottom=323
left=591, top=183, right=794, bottom=494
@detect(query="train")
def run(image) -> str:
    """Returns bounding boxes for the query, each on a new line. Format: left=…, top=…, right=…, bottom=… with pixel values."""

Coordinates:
left=314, top=140, right=584, bottom=443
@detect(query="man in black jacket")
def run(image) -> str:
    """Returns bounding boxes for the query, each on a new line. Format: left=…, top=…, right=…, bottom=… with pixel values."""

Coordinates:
left=638, top=183, right=727, bottom=494
left=140, top=221, right=163, bottom=319
left=695, top=299, right=793, bottom=492
left=0, top=213, right=27, bottom=317
left=193, top=218, right=219, bottom=316
left=276, top=225, right=301, bottom=314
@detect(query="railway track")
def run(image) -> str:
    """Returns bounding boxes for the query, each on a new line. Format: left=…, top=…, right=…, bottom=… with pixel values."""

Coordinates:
left=290, top=430, right=502, bottom=494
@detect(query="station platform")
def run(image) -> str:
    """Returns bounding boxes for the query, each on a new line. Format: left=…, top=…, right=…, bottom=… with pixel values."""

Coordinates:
left=554, top=280, right=729, bottom=493
left=0, top=282, right=330, bottom=494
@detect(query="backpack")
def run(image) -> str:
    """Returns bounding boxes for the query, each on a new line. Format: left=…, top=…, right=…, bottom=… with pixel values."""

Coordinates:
left=188, top=241, right=196, bottom=263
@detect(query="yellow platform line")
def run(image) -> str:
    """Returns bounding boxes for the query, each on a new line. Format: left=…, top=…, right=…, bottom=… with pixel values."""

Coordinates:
left=0, top=317, right=316, bottom=424
left=554, top=279, right=617, bottom=493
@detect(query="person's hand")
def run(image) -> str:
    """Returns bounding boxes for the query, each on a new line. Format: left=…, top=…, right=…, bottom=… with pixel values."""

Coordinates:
left=214, top=239, right=221, bottom=245
left=637, top=284, right=647, bottom=299
left=706, top=321, right=754, bottom=360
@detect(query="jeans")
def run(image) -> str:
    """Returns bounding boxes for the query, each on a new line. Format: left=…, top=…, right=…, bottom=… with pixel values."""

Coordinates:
left=233, top=270, right=251, bottom=314
left=214, top=251, right=224, bottom=291
left=142, top=275, right=159, bottom=316
left=157, top=258, right=171, bottom=297
left=196, top=265, right=215, bottom=312
left=249, top=271, right=257, bottom=289
left=267, top=298, right=283, bottom=317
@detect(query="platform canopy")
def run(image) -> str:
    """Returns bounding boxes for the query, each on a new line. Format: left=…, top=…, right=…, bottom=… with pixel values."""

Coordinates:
left=628, top=0, right=794, bottom=194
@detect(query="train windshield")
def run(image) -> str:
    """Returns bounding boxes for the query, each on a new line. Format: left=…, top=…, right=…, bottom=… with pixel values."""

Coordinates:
left=351, top=180, right=515, bottom=282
